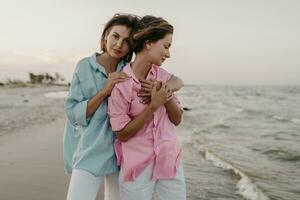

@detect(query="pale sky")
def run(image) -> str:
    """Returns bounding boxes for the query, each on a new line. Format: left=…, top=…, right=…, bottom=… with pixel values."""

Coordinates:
left=1, top=0, right=300, bottom=85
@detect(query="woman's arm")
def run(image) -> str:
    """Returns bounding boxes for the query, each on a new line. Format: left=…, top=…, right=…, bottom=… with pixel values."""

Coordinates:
left=162, top=75, right=184, bottom=126
left=165, top=75, right=184, bottom=92
left=164, top=95, right=183, bottom=126
left=86, top=72, right=128, bottom=117
left=138, top=77, right=183, bottom=126
left=138, top=75, right=184, bottom=104
left=115, top=83, right=171, bottom=142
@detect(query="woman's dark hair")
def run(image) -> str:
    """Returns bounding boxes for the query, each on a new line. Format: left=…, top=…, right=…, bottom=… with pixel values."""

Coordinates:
left=100, top=13, right=140, bottom=62
left=132, top=15, right=174, bottom=53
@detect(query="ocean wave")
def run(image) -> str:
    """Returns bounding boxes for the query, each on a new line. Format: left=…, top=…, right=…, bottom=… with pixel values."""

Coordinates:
left=271, top=115, right=289, bottom=122
left=202, top=150, right=270, bottom=200
left=291, top=118, right=300, bottom=124
left=263, top=149, right=300, bottom=163
left=270, top=115, right=300, bottom=125
left=192, top=127, right=212, bottom=135
left=243, top=109, right=263, bottom=115
left=233, top=107, right=245, bottom=113
left=218, top=102, right=245, bottom=113
left=213, top=124, right=231, bottom=129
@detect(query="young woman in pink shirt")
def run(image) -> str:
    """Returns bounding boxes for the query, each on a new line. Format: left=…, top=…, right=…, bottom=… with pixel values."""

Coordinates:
left=108, top=15, right=186, bottom=200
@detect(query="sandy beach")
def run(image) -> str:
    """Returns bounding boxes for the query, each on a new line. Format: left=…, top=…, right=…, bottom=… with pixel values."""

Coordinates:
left=0, top=116, right=69, bottom=200
left=0, top=86, right=103, bottom=200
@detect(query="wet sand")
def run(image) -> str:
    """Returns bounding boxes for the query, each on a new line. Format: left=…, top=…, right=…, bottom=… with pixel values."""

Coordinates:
left=0, top=86, right=102, bottom=200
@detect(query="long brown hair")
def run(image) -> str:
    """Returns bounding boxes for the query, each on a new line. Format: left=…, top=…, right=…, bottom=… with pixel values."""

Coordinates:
left=100, top=13, right=140, bottom=62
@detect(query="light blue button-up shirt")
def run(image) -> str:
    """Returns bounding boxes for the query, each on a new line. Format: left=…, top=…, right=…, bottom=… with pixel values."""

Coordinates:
left=63, top=52, right=126, bottom=177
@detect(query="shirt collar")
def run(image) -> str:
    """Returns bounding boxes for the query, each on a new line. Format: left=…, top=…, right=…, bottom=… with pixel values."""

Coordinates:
left=89, top=52, right=126, bottom=76
left=147, top=65, right=157, bottom=79
left=123, top=63, right=158, bottom=83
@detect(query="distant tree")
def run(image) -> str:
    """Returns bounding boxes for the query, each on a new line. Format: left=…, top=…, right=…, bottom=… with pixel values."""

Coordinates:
left=28, top=72, right=65, bottom=85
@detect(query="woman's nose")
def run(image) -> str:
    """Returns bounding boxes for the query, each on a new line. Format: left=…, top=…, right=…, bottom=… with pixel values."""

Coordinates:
left=116, top=39, right=122, bottom=48
left=166, top=50, right=171, bottom=58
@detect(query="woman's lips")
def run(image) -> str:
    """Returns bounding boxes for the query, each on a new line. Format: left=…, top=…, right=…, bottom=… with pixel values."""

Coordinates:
left=113, top=49, right=122, bottom=54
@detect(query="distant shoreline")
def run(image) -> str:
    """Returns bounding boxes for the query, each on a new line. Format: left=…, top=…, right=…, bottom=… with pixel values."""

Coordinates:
left=0, top=72, right=70, bottom=87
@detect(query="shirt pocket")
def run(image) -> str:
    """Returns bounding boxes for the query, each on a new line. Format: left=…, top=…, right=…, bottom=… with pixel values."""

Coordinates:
left=81, top=79, right=98, bottom=99
left=130, top=97, right=147, bottom=118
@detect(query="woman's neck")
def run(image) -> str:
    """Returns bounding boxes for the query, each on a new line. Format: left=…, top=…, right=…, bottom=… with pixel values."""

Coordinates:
left=131, top=54, right=152, bottom=80
left=97, top=52, right=120, bottom=74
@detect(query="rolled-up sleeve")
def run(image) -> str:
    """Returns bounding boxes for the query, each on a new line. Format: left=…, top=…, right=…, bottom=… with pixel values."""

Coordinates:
left=159, top=68, right=173, bottom=82
left=172, top=94, right=183, bottom=110
left=64, top=72, right=89, bottom=127
left=159, top=68, right=183, bottom=110
left=108, top=84, right=131, bottom=132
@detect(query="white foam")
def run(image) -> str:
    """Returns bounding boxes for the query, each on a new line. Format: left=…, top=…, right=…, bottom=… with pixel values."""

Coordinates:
left=218, top=102, right=229, bottom=109
left=44, top=91, right=68, bottom=99
left=272, top=115, right=285, bottom=121
left=233, top=107, right=244, bottom=113
left=217, top=102, right=244, bottom=113
left=203, top=150, right=270, bottom=200
left=291, top=118, right=300, bottom=124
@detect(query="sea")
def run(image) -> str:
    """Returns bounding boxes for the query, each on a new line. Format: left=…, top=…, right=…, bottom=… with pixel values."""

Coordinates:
left=177, top=85, right=300, bottom=200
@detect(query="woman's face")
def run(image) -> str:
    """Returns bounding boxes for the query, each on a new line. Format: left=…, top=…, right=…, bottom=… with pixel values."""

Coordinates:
left=104, top=25, right=131, bottom=59
left=147, top=33, right=172, bottom=66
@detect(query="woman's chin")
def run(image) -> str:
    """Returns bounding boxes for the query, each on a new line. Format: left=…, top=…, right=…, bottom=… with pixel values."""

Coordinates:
left=154, top=61, right=163, bottom=66
left=108, top=51, right=125, bottom=59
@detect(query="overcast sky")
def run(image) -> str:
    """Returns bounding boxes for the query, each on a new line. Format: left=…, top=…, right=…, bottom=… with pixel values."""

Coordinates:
left=1, top=0, right=300, bottom=85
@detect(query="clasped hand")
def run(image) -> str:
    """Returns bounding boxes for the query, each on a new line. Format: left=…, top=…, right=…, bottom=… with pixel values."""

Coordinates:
left=138, top=79, right=173, bottom=107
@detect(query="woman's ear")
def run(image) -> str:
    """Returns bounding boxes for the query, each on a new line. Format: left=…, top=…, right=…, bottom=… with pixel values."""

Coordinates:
left=102, top=30, right=109, bottom=51
left=145, top=40, right=152, bottom=50
left=104, top=31, right=109, bottom=41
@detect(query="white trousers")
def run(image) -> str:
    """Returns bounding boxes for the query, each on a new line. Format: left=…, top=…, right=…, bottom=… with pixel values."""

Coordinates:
left=66, top=169, right=119, bottom=200
left=119, top=162, right=186, bottom=200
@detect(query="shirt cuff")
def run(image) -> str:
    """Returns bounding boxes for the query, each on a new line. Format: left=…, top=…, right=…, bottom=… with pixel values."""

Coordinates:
left=110, top=115, right=131, bottom=132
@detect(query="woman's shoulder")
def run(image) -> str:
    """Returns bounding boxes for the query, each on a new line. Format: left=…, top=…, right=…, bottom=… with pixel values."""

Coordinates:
left=115, top=64, right=134, bottom=90
left=110, top=80, right=133, bottom=103
left=153, top=65, right=173, bottom=82
left=74, top=57, right=92, bottom=74
left=70, top=55, right=97, bottom=86
left=114, top=78, right=132, bottom=92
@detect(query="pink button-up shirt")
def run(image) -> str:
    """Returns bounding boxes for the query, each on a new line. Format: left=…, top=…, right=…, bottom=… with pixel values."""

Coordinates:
left=108, top=63, right=182, bottom=182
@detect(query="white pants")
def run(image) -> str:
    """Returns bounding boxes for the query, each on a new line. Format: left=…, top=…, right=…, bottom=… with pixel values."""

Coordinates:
left=119, top=162, right=186, bottom=200
left=66, top=169, right=119, bottom=200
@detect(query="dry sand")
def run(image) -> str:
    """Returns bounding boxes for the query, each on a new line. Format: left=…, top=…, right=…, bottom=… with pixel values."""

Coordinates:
left=0, top=86, right=105, bottom=200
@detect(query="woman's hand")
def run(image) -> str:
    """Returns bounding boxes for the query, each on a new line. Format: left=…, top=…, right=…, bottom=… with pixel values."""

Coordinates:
left=149, top=83, right=173, bottom=110
left=102, top=72, right=129, bottom=96
left=138, top=79, right=162, bottom=104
